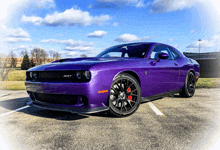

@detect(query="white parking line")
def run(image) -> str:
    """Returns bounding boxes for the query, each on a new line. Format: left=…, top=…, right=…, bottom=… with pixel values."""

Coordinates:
left=0, top=106, right=30, bottom=117
left=148, top=102, right=165, bottom=116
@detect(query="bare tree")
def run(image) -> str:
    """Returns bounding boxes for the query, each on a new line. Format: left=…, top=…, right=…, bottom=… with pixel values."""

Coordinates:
left=49, top=50, right=54, bottom=58
left=41, top=50, right=48, bottom=63
left=0, top=54, right=13, bottom=81
left=31, top=48, right=48, bottom=65
left=52, top=52, right=61, bottom=60
left=9, top=51, right=17, bottom=68
left=81, top=54, right=87, bottom=57
left=20, top=49, right=28, bottom=57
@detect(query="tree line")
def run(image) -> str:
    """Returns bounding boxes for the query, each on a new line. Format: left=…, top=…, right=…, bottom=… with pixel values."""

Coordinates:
left=0, top=48, right=88, bottom=81
left=20, top=48, right=61, bottom=70
left=0, top=48, right=61, bottom=81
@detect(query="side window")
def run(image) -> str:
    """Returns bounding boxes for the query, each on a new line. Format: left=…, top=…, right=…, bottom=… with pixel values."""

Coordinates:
left=149, top=51, right=157, bottom=59
left=124, top=53, right=129, bottom=57
left=168, top=47, right=179, bottom=59
left=149, top=46, right=173, bottom=60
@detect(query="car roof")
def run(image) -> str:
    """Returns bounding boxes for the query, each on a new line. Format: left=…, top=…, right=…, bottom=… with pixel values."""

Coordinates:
left=112, top=42, right=171, bottom=48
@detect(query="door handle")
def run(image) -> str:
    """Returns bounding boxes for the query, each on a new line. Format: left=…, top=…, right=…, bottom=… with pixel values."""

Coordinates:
left=174, top=63, right=178, bottom=66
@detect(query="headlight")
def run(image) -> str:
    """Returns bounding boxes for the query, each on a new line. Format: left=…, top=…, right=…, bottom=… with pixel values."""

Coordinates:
left=84, top=71, right=90, bottom=80
left=33, top=72, right=38, bottom=79
left=30, top=72, right=32, bottom=78
left=73, top=71, right=91, bottom=82
left=76, top=71, right=82, bottom=79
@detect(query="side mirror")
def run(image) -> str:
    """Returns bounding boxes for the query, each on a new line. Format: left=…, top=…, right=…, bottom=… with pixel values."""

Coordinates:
left=158, top=53, right=169, bottom=59
left=152, top=53, right=169, bottom=64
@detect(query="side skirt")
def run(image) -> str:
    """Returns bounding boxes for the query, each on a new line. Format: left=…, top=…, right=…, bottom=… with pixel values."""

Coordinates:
left=141, top=89, right=182, bottom=102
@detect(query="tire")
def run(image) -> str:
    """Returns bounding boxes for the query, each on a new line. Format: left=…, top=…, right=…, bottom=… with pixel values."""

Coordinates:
left=179, top=72, right=196, bottom=98
left=108, top=73, right=141, bottom=117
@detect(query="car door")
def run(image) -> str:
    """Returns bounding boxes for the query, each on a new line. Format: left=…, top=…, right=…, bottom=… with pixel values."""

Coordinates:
left=147, top=45, right=180, bottom=96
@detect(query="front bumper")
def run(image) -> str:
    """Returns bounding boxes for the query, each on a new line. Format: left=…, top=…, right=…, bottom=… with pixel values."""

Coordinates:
left=25, top=80, right=110, bottom=114
left=195, top=72, right=200, bottom=82
left=27, top=101, right=108, bottom=114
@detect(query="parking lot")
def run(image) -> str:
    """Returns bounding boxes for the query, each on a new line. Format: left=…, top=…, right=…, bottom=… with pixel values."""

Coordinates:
left=0, top=88, right=220, bottom=150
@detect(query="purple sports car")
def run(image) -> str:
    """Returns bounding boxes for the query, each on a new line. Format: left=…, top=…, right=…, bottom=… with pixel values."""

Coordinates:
left=25, top=42, right=200, bottom=117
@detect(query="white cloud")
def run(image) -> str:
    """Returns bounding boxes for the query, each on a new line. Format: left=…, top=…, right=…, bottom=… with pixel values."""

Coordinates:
left=97, top=0, right=138, bottom=3
left=168, top=38, right=173, bottom=42
left=186, top=34, right=220, bottom=51
left=115, top=34, right=140, bottom=42
left=9, top=28, right=30, bottom=37
left=92, top=15, right=110, bottom=25
left=96, top=0, right=150, bottom=8
left=68, top=51, right=80, bottom=56
left=61, top=50, right=97, bottom=58
left=21, top=7, right=110, bottom=26
left=41, top=39, right=94, bottom=47
left=187, top=40, right=215, bottom=48
left=19, top=0, right=56, bottom=9
left=58, top=48, right=99, bottom=58
left=13, top=45, right=43, bottom=51
left=115, top=34, right=155, bottom=43
left=113, top=22, right=118, bottom=26
left=150, top=0, right=205, bottom=13
left=11, top=44, right=44, bottom=57
left=1, top=27, right=31, bottom=43
left=65, top=46, right=94, bottom=51
left=1, top=26, right=30, bottom=38
left=21, top=16, right=43, bottom=26
left=0, top=25, right=7, bottom=29
left=34, top=0, right=55, bottom=8
left=41, top=38, right=95, bottom=53
left=5, top=37, right=31, bottom=43
left=87, top=30, right=107, bottom=38
left=135, top=0, right=150, bottom=8
left=0, top=0, right=55, bottom=25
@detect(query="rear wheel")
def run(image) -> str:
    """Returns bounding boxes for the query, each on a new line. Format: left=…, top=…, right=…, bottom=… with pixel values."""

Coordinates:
left=108, top=73, right=141, bottom=117
left=179, top=72, right=196, bottom=98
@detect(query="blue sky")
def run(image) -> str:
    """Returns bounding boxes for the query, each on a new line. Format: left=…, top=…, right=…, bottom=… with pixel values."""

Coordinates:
left=1, top=0, right=220, bottom=58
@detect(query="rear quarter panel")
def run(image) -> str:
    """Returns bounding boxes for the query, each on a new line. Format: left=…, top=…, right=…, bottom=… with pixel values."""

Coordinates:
left=178, top=56, right=199, bottom=89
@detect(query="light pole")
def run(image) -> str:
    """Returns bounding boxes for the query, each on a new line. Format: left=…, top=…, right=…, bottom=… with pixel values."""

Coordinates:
left=198, top=39, right=202, bottom=60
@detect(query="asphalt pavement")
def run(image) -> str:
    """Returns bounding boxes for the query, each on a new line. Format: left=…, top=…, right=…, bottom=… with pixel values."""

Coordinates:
left=0, top=88, right=220, bottom=150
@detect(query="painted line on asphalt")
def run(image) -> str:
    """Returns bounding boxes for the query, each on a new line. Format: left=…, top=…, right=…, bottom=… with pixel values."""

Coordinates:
left=148, top=102, right=165, bottom=116
left=0, top=105, right=30, bottom=117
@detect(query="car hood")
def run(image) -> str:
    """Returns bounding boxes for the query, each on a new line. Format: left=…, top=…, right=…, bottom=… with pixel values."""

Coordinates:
left=27, top=57, right=135, bottom=71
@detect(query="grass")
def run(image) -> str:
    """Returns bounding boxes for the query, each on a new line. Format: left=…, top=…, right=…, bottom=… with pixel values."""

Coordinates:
left=196, top=78, right=220, bottom=88
left=0, top=81, right=25, bottom=90
left=14, top=67, right=21, bottom=70
left=0, top=70, right=220, bottom=90
left=6, top=70, right=26, bottom=81
left=0, top=70, right=26, bottom=90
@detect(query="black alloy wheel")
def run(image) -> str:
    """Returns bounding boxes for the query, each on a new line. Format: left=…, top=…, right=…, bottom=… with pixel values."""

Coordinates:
left=179, top=72, right=196, bottom=98
left=108, top=73, right=141, bottom=117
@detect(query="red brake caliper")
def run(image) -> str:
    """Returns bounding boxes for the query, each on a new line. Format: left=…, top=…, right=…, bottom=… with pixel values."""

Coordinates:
left=127, top=87, right=132, bottom=100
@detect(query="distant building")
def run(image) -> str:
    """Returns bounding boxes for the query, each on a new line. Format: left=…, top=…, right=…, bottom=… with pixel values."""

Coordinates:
left=183, top=52, right=220, bottom=78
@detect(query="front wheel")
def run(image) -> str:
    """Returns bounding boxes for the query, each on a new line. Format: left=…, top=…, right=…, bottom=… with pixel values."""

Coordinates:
left=179, top=72, right=196, bottom=98
left=108, top=73, right=141, bottom=117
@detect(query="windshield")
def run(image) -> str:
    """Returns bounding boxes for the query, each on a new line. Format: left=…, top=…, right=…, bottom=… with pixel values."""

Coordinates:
left=96, top=43, right=150, bottom=58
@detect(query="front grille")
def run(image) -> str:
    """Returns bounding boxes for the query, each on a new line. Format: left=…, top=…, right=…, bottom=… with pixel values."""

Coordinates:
left=26, top=71, right=75, bottom=82
left=33, top=93, right=79, bottom=105
left=26, top=71, right=90, bottom=82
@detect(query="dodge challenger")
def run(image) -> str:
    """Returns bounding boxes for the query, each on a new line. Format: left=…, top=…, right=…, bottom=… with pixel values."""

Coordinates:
left=25, top=42, right=200, bottom=117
